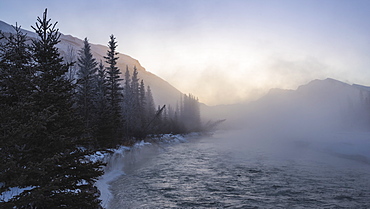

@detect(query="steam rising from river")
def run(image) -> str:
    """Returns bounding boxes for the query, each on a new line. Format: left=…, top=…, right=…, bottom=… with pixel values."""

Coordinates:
left=203, top=78, right=370, bottom=165
left=106, top=130, right=370, bottom=208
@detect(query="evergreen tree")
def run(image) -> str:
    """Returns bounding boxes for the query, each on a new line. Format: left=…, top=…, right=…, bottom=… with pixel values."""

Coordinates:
left=95, top=60, right=111, bottom=147
left=122, top=66, right=133, bottom=137
left=0, top=24, right=34, bottom=105
left=146, top=86, right=156, bottom=118
left=0, top=24, right=36, bottom=198
left=130, top=66, right=141, bottom=135
left=76, top=38, right=98, bottom=135
left=139, top=79, right=147, bottom=129
left=96, top=60, right=107, bottom=96
left=95, top=60, right=107, bottom=113
left=124, top=66, right=131, bottom=99
left=145, top=85, right=156, bottom=133
left=104, top=34, right=123, bottom=145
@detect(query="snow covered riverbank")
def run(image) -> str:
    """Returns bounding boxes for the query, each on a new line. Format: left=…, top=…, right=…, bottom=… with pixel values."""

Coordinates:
left=94, top=133, right=202, bottom=208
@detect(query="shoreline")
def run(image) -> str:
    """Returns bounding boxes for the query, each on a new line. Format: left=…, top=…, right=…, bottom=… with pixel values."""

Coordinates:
left=94, top=133, right=204, bottom=208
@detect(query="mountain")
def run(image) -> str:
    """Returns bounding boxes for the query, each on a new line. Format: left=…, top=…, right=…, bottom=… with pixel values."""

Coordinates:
left=203, top=78, right=370, bottom=132
left=0, top=20, right=182, bottom=106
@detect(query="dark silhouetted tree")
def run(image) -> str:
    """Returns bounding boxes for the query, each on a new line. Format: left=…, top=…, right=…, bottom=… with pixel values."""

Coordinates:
left=122, top=66, right=133, bottom=137
left=94, top=60, right=111, bottom=147
left=0, top=24, right=36, bottom=199
left=130, top=66, right=141, bottom=135
left=139, top=79, right=147, bottom=129
left=76, top=38, right=98, bottom=135
left=103, top=34, right=123, bottom=145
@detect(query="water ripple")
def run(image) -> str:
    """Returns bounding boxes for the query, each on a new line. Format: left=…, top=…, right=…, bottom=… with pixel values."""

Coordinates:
left=109, top=134, right=370, bottom=209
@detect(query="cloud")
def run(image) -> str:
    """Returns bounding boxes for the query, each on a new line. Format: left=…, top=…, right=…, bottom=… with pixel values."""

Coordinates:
left=175, top=55, right=333, bottom=105
left=263, top=56, right=331, bottom=88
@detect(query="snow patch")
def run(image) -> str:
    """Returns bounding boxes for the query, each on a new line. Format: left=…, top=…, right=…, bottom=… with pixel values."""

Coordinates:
left=0, top=186, right=35, bottom=202
left=156, top=133, right=189, bottom=144
left=133, top=140, right=151, bottom=148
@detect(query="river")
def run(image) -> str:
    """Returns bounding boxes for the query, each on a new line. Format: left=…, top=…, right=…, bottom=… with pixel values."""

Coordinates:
left=107, top=130, right=370, bottom=208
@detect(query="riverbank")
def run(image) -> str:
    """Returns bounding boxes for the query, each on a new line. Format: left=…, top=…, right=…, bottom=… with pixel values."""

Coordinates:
left=93, top=133, right=204, bottom=208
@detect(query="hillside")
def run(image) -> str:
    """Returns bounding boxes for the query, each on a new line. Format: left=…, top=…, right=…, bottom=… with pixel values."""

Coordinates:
left=0, top=20, right=182, bottom=106
left=203, top=78, right=370, bottom=132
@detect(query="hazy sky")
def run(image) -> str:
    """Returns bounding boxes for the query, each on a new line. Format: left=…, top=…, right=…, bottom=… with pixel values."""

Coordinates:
left=2, top=0, right=370, bottom=105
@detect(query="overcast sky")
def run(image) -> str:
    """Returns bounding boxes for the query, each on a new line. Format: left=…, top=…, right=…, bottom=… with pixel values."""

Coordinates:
left=2, top=0, right=370, bottom=105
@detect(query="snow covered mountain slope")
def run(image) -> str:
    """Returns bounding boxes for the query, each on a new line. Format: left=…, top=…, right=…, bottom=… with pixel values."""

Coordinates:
left=0, top=20, right=182, bottom=106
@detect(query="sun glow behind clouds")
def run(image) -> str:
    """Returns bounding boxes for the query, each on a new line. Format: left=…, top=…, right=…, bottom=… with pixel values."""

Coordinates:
left=115, top=0, right=370, bottom=105
left=131, top=26, right=354, bottom=105
left=2, top=0, right=370, bottom=105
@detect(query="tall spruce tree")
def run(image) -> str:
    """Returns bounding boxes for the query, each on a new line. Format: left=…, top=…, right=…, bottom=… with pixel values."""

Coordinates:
left=139, top=79, right=147, bottom=130
left=145, top=85, right=156, bottom=132
left=0, top=9, right=103, bottom=208
left=96, top=60, right=107, bottom=99
left=95, top=60, right=111, bottom=147
left=122, top=66, right=133, bottom=137
left=124, top=66, right=131, bottom=99
left=130, top=66, right=141, bottom=135
left=146, top=85, right=156, bottom=119
left=0, top=24, right=36, bottom=199
left=76, top=38, right=98, bottom=135
left=104, top=34, right=123, bottom=145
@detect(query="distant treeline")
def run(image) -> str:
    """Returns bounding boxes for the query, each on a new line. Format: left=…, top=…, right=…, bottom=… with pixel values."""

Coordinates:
left=69, top=34, right=201, bottom=148
left=0, top=9, right=201, bottom=208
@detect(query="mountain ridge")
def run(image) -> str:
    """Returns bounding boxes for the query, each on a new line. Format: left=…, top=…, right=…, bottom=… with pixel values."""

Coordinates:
left=0, top=20, right=182, bottom=106
left=202, top=78, right=370, bottom=131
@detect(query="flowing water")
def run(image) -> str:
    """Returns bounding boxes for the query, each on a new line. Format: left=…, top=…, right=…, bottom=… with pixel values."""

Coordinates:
left=108, top=131, right=370, bottom=208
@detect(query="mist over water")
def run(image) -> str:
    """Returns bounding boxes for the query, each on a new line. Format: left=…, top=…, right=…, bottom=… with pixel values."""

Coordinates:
left=106, top=127, right=370, bottom=208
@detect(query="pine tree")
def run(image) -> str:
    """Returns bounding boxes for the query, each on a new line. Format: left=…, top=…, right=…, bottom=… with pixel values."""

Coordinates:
left=172, top=101, right=185, bottom=133
left=105, top=35, right=123, bottom=110
left=103, top=34, right=123, bottom=145
left=130, top=66, right=141, bottom=135
left=124, top=66, right=131, bottom=99
left=139, top=79, right=147, bottom=129
left=0, top=24, right=34, bottom=109
left=0, top=24, right=36, bottom=198
left=96, top=60, right=107, bottom=96
left=145, top=85, right=156, bottom=133
left=76, top=37, right=98, bottom=135
left=122, top=66, right=133, bottom=137
left=0, top=9, right=103, bottom=208
left=95, top=60, right=111, bottom=147
left=146, top=86, right=155, bottom=116
left=95, top=60, right=107, bottom=113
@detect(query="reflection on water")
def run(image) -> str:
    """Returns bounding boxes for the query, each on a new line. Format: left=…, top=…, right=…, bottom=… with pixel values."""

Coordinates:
left=108, top=131, right=370, bottom=208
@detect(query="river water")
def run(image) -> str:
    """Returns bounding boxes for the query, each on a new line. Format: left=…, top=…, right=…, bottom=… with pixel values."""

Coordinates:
left=108, top=130, right=370, bottom=208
